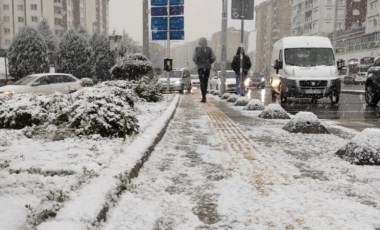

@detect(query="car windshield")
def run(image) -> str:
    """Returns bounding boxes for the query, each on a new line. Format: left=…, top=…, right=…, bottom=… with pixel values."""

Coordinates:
left=14, top=75, right=38, bottom=85
left=284, top=48, right=335, bottom=66
left=191, top=75, right=198, bottom=79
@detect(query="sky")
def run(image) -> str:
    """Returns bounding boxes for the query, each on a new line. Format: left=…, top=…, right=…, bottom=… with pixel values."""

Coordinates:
left=109, top=0, right=265, bottom=50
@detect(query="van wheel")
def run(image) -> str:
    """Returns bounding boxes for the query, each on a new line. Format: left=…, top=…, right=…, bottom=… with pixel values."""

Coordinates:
left=271, top=89, right=277, bottom=102
left=311, top=97, right=318, bottom=104
left=365, top=83, right=380, bottom=106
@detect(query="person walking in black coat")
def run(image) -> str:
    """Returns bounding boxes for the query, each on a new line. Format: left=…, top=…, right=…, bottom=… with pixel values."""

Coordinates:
left=231, top=47, right=251, bottom=96
left=193, top=37, right=216, bottom=103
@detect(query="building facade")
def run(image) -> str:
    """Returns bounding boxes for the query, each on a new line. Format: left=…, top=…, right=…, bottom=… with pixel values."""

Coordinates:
left=346, top=0, right=367, bottom=30
left=291, top=0, right=346, bottom=36
left=255, top=0, right=291, bottom=75
left=0, top=0, right=109, bottom=49
left=366, top=0, right=380, bottom=33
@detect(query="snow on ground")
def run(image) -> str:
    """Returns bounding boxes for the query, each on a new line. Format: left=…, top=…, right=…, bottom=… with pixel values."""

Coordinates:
left=0, top=94, right=175, bottom=230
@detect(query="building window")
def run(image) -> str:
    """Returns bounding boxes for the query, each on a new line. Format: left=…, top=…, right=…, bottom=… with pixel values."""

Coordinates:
left=4, top=28, right=10, bottom=34
left=5, top=40, right=10, bottom=45
left=18, top=17, right=24, bottom=22
left=31, top=16, right=38, bottom=22
left=3, top=16, right=10, bottom=22
left=353, top=9, right=360, bottom=16
left=31, top=4, right=37, bottom=10
left=17, top=5, right=24, bottom=11
left=3, top=4, right=9, bottom=10
left=54, top=0, right=61, bottom=3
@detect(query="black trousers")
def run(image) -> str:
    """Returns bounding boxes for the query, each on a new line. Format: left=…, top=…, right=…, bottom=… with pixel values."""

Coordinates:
left=198, top=68, right=210, bottom=99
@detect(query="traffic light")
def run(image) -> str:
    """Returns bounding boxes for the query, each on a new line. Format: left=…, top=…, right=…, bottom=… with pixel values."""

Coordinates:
left=164, top=58, right=173, bottom=72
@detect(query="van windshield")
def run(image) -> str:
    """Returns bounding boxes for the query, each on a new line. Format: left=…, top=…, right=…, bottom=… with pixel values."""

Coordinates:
left=284, top=48, right=335, bottom=67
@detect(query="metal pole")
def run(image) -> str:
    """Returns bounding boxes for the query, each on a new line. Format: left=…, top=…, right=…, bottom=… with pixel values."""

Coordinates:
left=5, top=51, right=7, bottom=82
left=239, top=0, right=244, bottom=95
left=220, top=0, right=228, bottom=96
left=332, top=0, right=338, bottom=51
left=166, top=1, right=170, bottom=93
left=143, top=0, right=150, bottom=59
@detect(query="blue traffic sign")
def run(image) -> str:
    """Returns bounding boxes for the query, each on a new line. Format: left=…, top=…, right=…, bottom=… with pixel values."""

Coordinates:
left=170, top=16, right=184, bottom=30
left=151, top=17, right=168, bottom=30
left=151, top=0, right=184, bottom=6
left=152, top=31, right=184, bottom=40
left=151, top=6, right=184, bottom=16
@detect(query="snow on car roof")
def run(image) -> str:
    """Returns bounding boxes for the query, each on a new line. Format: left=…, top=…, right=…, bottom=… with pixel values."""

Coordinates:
left=28, top=73, right=75, bottom=77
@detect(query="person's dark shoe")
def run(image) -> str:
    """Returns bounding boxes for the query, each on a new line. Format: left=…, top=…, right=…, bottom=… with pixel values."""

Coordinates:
left=201, top=97, right=206, bottom=103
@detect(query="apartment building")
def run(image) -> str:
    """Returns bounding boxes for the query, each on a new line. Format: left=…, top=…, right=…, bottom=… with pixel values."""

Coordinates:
left=292, top=0, right=346, bottom=36
left=0, top=0, right=109, bottom=49
left=346, top=0, right=367, bottom=30
left=366, top=0, right=380, bottom=33
left=255, top=0, right=291, bottom=75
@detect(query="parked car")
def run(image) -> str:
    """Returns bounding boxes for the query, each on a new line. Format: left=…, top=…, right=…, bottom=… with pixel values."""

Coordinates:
left=0, top=73, right=84, bottom=96
left=209, top=70, right=236, bottom=92
left=245, top=72, right=265, bottom=89
left=365, top=58, right=380, bottom=106
left=158, top=68, right=191, bottom=94
left=343, top=74, right=355, bottom=85
left=190, top=74, right=200, bottom=89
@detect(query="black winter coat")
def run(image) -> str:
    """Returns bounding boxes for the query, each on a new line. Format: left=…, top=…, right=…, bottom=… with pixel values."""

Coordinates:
left=231, top=54, right=251, bottom=75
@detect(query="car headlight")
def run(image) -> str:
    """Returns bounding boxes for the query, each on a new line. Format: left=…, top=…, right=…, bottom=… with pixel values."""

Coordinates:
left=1, top=91, right=14, bottom=96
left=174, top=80, right=181, bottom=85
left=261, top=77, right=265, bottom=82
left=244, top=78, right=252, bottom=87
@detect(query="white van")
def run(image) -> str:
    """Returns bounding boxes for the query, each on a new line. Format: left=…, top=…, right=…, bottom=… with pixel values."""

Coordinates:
left=270, top=36, right=342, bottom=104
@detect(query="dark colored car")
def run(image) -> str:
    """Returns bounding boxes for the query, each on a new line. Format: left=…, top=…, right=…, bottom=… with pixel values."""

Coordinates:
left=343, top=74, right=355, bottom=85
left=245, top=73, right=265, bottom=89
left=365, top=58, right=380, bottom=106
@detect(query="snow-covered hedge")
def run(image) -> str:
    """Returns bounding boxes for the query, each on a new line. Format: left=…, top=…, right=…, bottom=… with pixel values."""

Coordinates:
left=244, top=99, right=265, bottom=111
left=258, top=104, right=290, bottom=119
left=227, top=94, right=238, bottom=103
left=221, top=93, right=231, bottom=100
left=111, top=53, right=152, bottom=81
left=336, top=128, right=380, bottom=165
left=134, top=81, right=163, bottom=102
left=213, top=90, right=220, bottom=96
left=234, top=96, right=249, bottom=106
left=282, top=112, right=329, bottom=134
left=0, top=80, right=146, bottom=138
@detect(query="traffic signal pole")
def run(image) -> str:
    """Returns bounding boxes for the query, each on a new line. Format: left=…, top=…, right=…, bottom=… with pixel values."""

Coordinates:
left=220, top=0, right=228, bottom=96
left=239, top=0, right=244, bottom=95
left=166, top=0, right=171, bottom=93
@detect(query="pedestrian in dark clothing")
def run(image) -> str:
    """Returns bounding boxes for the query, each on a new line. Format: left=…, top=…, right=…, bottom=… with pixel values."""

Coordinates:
left=193, top=37, right=216, bottom=103
left=231, top=47, right=251, bottom=96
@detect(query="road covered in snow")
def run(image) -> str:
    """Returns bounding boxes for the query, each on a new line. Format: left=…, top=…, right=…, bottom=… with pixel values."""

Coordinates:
left=1, top=91, right=380, bottom=230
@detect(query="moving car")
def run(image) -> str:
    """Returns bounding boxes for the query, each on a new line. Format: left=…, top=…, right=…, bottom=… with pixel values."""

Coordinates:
left=159, top=68, right=191, bottom=94
left=245, top=72, right=265, bottom=89
left=270, top=36, right=341, bottom=104
left=365, top=57, right=380, bottom=106
left=209, top=70, right=236, bottom=92
left=0, top=73, right=84, bottom=96
left=190, top=74, right=200, bottom=89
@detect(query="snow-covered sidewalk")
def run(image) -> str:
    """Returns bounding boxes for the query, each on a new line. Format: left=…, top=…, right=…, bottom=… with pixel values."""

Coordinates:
left=101, top=93, right=380, bottom=229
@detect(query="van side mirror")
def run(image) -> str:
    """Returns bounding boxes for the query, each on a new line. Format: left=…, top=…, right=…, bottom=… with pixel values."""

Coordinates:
left=337, top=59, right=344, bottom=70
left=274, top=60, right=283, bottom=74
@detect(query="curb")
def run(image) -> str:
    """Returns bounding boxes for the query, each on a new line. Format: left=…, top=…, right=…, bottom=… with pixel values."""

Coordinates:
left=341, top=90, right=365, bottom=95
left=38, top=94, right=180, bottom=230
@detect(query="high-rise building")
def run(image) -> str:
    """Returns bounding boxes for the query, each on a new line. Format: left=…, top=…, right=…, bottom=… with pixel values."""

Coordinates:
left=366, top=0, right=380, bottom=33
left=346, top=0, right=367, bottom=30
left=291, top=0, right=346, bottom=36
left=255, top=0, right=291, bottom=75
left=0, top=0, right=109, bottom=49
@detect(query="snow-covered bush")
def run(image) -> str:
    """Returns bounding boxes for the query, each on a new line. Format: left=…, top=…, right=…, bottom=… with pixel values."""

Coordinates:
left=8, top=26, right=49, bottom=79
left=56, top=29, right=94, bottom=79
left=94, top=80, right=138, bottom=107
left=336, top=128, right=380, bottom=165
left=244, top=99, right=265, bottom=111
left=0, top=94, right=49, bottom=129
left=0, top=95, right=10, bottom=105
left=258, top=104, right=290, bottom=119
left=221, top=93, right=231, bottom=100
left=282, top=112, right=329, bottom=134
left=111, top=53, right=152, bottom=81
left=67, top=87, right=139, bottom=137
left=134, top=81, right=163, bottom=102
left=213, top=90, right=220, bottom=95
left=234, top=96, right=249, bottom=106
left=227, top=94, right=238, bottom=103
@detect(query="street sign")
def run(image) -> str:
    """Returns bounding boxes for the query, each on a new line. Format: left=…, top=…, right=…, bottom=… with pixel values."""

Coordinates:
left=170, top=16, right=184, bottom=30
left=151, top=17, right=168, bottom=30
left=151, top=6, right=184, bottom=16
left=151, top=0, right=184, bottom=6
left=152, top=31, right=184, bottom=40
left=231, top=0, right=254, bottom=20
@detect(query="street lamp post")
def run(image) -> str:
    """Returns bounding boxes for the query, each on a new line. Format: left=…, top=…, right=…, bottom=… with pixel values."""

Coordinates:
left=220, top=0, right=228, bottom=96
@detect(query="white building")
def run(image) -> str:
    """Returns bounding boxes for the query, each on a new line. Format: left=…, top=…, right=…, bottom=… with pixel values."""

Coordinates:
left=292, top=0, right=346, bottom=36
left=366, top=0, right=380, bottom=33
left=0, top=0, right=109, bottom=49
